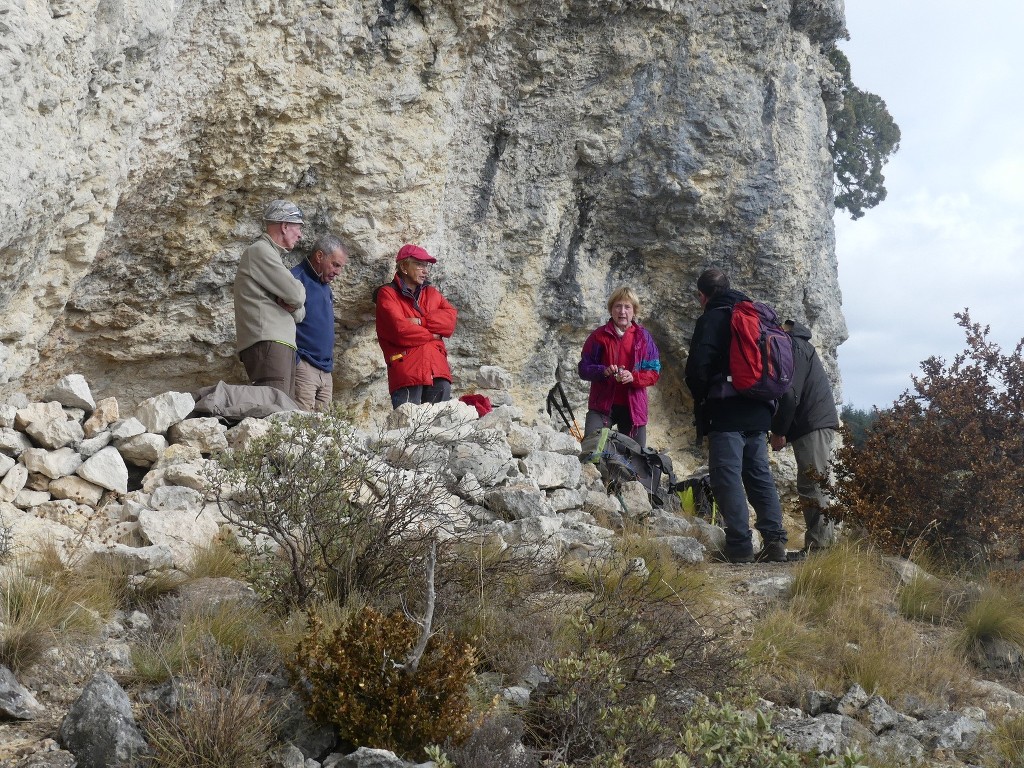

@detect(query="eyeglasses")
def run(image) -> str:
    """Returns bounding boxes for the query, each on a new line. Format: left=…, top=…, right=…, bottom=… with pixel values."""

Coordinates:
left=410, top=262, right=432, bottom=270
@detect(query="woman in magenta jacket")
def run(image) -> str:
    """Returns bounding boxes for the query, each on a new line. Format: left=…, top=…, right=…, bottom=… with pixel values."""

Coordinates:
left=578, top=286, right=661, bottom=448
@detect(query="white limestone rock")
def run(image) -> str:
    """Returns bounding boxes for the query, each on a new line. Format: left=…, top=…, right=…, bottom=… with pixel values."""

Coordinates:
left=0, top=428, right=33, bottom=457
left=226, top=417, right=272, bottom=449
left=137, top=507, right=221, bottom=569
left=44, top=373, right=96, bottom=411
left=0, top=452, right=14, bottom=477
left=14, top=401, right=64, bottom=431
left=616, top=480, right=653, bottom=518
left=135, top=392, right=196, bottom=434
left=26, top=415, right=84, bottom=450
left=506, top=424, right=542, bottom=457
left=0, top=404, right=16, bottom=428
left=76, top=445, right=129, bottom=494
left=79, top=431, right=113, bottom=457
left=483, top=483, right=553, bottom=520
left=13, top=489, right=51, bottom=509
left=110, top=417, right=147, bottom=441
left=0, top=463, right=29, bottom=503
left=522, top=450, right=582, bottom=490
left=22, top=447, right=84, bottom=479
left=167, top=417, right=228, bottom=454
left=83, top=396, right=120, bottom=438
left=117, top=433, right=169, bottom=467
left=84, top=542, right=175, bottom=574
left=49, top=475, right=105, bottom=507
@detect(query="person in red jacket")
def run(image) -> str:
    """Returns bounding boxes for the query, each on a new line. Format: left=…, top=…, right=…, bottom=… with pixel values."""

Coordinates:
left=374, top=244, right=458, bottom=408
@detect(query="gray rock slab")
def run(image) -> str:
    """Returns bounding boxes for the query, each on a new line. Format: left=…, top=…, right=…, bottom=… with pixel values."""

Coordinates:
left=484, top=484, right=552, bottom=519
left=522, top=450, right=582, bottom=490
left=57, top=670, right=147, bottom=768
left=0, top=665, right=45, bottom=720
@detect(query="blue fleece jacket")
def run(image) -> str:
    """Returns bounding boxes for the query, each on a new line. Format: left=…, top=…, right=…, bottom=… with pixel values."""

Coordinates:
left=290, top=259, right=335, bottom=372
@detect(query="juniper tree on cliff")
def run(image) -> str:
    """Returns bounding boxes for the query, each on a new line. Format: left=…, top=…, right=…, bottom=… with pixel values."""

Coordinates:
left=827, top=48, right=901, bottom=220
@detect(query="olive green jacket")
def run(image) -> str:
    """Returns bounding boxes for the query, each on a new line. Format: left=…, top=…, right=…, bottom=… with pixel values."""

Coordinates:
left=233, top=234, right=306, bottom=353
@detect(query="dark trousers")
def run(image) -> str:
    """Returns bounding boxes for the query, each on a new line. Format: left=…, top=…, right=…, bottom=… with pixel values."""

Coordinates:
left=708, top=430, right=787, bottom=557
left=391, top=378, right=452, bottom=409
left=239, top=341, right=295, bottom=398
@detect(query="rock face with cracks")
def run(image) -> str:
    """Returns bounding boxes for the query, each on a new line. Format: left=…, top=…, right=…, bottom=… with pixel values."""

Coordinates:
left=0, top=0, right=848, bottom=443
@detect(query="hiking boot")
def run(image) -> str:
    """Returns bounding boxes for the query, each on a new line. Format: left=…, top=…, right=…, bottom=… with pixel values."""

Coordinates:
left=755, top=539, right=787, bottom=563
left=786, top=548, right=807, bottom=562
left=716, top=548, right=755, bottom=564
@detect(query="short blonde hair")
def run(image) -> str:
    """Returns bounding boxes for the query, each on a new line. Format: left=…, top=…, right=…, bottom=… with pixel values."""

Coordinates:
left=607, top=286, right=641, bottom=317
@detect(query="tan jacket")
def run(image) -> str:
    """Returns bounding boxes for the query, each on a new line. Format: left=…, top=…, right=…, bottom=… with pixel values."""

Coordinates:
left=233, top=234, right=306, bottom=353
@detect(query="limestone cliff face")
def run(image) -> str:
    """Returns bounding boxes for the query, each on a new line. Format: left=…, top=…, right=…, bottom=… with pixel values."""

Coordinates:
left=0, top=0, right=848, bottom=444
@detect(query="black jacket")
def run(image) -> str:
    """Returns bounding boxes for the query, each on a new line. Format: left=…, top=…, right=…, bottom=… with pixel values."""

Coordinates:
left=771, top=321, right=840, bottom=441
left=685, top=288, right=774, bottom=434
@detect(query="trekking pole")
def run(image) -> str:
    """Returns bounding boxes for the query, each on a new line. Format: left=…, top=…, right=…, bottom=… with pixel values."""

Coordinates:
left=547, top=368, right=584, bottom=441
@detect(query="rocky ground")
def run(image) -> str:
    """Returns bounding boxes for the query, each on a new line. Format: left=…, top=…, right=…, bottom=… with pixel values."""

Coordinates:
left=2, top=371, right=1023, bottom=767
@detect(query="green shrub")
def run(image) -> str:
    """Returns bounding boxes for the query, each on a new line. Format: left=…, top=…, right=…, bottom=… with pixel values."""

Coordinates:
left=290, top=605, right=477, bottom=759
left=207, top=407, right=457, bottom=610
left=831, top=311, right=1024, bottom=565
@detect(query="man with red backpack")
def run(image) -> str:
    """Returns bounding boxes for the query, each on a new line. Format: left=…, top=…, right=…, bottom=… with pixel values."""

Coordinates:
left=685, top=268, right=788, bottom=563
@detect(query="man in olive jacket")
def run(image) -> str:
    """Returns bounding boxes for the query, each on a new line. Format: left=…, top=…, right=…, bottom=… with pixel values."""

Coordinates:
left=770, top=320, right=841, bottom=552
left=233, top=199, right=307, bottom=397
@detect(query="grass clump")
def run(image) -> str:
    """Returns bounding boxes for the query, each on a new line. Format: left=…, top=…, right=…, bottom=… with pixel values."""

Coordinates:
left=955, top=584, right=1024, bottom=659
left=749, top=542, right=969, bottom=707
left=139, top=651, right=277, bottom=768
left=986, top=712, right=1024, bottom=768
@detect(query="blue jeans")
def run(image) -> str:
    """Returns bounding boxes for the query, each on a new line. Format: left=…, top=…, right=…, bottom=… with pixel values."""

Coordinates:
left=390, top=378, right=452, bottom=409
left=708, top=430, right=787, bottom=556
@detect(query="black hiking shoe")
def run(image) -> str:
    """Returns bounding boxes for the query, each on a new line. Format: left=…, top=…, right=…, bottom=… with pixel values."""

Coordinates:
left=755, top=540, right=787, bottom=563
left=716, top=549, right=755, bottom=564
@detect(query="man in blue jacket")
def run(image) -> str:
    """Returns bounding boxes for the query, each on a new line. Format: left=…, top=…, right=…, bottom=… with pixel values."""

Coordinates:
left=771, top=320, right=841, bottom=554
left=685, top=268, right=788, bottom=563
left=290, top=234, right=348, bottom=411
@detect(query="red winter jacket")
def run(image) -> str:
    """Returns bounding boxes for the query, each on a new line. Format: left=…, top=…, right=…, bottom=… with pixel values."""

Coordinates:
left=374, top=276, right=458, bottom=393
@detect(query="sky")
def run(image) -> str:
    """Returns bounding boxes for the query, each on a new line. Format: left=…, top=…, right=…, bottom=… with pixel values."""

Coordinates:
left=834, top=1, right=1024, bottom=409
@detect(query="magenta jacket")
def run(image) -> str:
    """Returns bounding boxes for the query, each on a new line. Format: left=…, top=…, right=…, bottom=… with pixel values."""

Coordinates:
left=578, top=320, right=661, bottom=427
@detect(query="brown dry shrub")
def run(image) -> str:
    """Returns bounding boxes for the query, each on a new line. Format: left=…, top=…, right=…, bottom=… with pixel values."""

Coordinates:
left=832, top=311, right=1024, bottom=565
left=290, top=606, right=477, bottom=759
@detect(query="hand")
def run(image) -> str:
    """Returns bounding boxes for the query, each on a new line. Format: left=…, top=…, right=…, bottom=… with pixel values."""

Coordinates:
left=276, top=298, right=297, bottom=313
left=615, top=369, right=634, bottom=384
left=605, top=365, right=618, bottom=378
left=407, top=317, right=422, bottom=325
left=770, top=434, right=787, bottom=451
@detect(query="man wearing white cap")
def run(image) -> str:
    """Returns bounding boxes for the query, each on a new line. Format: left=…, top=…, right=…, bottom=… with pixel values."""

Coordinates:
left=233, top=199, right=307, bottom=397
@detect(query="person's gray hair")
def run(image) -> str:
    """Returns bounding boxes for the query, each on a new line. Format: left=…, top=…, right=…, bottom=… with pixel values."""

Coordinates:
left=312, top=233, right=346, bottom=257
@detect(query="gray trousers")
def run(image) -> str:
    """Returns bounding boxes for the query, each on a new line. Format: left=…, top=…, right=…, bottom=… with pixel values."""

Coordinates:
left=791, top=427, right=837, bottom=549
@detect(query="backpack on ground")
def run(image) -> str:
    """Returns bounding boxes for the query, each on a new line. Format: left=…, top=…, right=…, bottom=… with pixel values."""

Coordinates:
left=674, top=470, right=717, bottom=525
left=728, top=300, right=794, bottom=401
left=580, top=428, right=676, bottom=508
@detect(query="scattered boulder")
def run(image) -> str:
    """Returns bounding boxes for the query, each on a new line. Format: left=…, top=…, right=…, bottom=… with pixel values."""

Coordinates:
left=56, top=671, right=147, bottom=768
